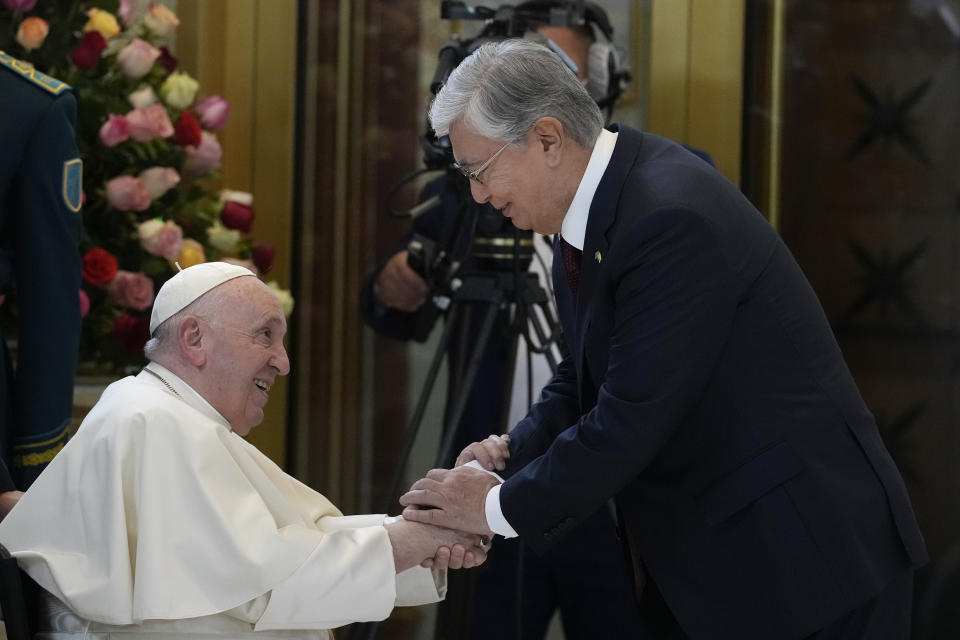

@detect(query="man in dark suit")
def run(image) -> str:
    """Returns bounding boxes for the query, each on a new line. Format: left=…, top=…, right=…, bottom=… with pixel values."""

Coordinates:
left=364, top=10, right=647, bottom=638
left=400, top=39, right=927, bottom=639
left=0, top=51, right=83, bottom=488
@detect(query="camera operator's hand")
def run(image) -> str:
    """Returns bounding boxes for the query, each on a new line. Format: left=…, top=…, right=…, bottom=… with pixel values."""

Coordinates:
left=376, top=250, right=429, bottom=312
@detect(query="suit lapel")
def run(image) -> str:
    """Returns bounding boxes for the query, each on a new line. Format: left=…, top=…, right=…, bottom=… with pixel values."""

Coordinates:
left=575, top=124, right=645, bottom=398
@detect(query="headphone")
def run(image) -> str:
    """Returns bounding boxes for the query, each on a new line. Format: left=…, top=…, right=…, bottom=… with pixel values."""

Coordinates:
left=515, top=1, right=632, bottom=112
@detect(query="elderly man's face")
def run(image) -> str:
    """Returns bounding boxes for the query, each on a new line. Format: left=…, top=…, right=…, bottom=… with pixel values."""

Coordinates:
left=202, top=278, right=290, bottom=435
left=450, top=120, right=569, bottom=235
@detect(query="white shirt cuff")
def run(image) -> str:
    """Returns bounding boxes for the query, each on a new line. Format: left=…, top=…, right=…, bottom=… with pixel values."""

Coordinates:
left=485, top=484, right=518, bottom=538
left=460, top=460, right=517, bottom=538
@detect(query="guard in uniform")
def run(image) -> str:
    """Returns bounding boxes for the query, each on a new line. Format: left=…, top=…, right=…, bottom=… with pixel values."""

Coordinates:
left=0, top=51, right=83, bottom=488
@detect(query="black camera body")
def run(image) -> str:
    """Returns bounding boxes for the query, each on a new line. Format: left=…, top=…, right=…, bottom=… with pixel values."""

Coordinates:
left=406, top=233, right=458, bottom=342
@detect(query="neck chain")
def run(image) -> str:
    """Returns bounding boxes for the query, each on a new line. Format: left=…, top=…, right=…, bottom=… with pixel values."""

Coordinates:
left=143, top=367, right=182, bottom=398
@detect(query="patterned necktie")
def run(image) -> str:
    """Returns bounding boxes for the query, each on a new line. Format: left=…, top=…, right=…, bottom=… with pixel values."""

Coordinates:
left=558, top=235, right=583, bottom=295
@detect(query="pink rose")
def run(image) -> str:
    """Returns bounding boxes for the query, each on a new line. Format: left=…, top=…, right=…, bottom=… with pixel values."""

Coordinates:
left=106, top=175, right=151, bottom=211
left=138, top=167, right=180, bottom=200
left=138, top=219, right=184, bottom=260
left=117, top=0, right=134, bottom=25
left=183, top=132, right=222, bottom=177
left=79, top=290, right=90, bottom=317
left=125, top=104, right=174, bottom=142
left=99, top=114, right=131, bottom=147
left=108, top=270, right=155, bottom=311
left=116, top=38, right=161, bottom=79
left=195, top=95, right=230, bottom=131
left=3, top=0, right=38, bottom=11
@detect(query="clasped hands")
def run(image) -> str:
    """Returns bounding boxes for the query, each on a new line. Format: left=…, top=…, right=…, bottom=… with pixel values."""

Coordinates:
left=395, top=434, right=511, bottom=570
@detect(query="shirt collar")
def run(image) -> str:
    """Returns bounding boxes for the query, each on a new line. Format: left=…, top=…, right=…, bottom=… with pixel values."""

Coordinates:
left=141, top=362, right=232, bottom=430
left=560, top=128, right=618, bottom=251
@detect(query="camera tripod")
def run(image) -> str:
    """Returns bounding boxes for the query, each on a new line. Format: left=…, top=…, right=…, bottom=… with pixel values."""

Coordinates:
left=350, top=250, right=561, bottom=640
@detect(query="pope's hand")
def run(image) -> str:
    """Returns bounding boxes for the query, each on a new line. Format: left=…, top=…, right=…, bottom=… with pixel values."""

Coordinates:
left=399, top=466, right=499, bottom=536
left=420, top=533, right=493, bottom=570
left=385, top=518, right=487, bottom=572
left=456, top=433, right=510, bottom=471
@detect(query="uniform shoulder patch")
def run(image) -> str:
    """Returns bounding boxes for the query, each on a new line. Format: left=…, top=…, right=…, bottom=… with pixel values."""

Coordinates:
left=0, top=49, right=70, bottom=95
left=63, top=158, right=83, bottom=212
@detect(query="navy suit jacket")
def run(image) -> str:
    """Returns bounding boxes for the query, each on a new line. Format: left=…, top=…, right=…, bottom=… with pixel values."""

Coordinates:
left=499, top=124, right=927, bottom=639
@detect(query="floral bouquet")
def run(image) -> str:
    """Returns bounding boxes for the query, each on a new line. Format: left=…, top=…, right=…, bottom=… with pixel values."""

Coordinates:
left=0, top=0, right=291, bottom=373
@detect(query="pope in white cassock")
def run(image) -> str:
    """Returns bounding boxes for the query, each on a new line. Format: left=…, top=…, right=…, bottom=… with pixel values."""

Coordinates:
left=0, top=262, right=488, bottom=639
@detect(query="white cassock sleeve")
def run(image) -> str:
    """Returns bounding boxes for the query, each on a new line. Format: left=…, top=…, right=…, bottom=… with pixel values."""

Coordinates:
left=254, top=515, right=445, bottom=630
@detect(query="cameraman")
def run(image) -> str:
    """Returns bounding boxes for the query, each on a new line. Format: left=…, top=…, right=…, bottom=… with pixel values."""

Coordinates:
left=361, top=4, right=648, bottom=639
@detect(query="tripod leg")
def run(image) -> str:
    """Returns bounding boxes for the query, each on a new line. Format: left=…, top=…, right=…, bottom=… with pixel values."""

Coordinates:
left=496, top=310, right=523, bottom=436
left=435, top=298, right=502, bottom=467
left=524, top=299, right=560, bottom=375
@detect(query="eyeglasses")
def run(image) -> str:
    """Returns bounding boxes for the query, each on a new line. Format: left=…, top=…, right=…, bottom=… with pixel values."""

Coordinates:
left=453, top=142, right=509, bottom=185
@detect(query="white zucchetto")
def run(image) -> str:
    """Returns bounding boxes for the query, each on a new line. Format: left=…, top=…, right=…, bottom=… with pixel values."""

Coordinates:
left=149, top=262, right=254, bottom=333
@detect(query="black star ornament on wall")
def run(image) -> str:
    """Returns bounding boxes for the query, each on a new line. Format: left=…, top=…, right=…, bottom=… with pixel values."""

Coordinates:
left=841, top=237, right=929, bottom=326
left=846, top=74, right=933, bottom=165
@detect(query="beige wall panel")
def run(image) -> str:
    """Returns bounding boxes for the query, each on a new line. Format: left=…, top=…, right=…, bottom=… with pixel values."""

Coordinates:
left=648, top=0, right=691, bottom=143
left=176, top=0, right=296, bottom=466
left=220, top=0, right=257, bottom=190
left=648, top=0, right=744, bottom=186
left=688, top=0, right=744, bottom=184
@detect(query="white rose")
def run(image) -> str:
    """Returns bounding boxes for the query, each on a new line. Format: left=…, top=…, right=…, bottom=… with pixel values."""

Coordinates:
left=267, top=281, right=295, bottom=317
left=128, top=86, right=158, bottom=109
left=206, top=221, right=241, bottom=253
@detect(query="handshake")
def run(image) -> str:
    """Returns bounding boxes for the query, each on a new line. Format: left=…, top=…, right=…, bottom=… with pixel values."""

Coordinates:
left=388, top=434, right=512, bottom=573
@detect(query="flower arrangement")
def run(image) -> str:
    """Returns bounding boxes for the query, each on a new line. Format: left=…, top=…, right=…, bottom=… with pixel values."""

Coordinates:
left=0, top=0, right=291, bottom=373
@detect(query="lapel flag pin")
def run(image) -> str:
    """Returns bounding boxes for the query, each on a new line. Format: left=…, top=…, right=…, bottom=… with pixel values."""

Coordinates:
left=594, top=250, right=602, bottom=263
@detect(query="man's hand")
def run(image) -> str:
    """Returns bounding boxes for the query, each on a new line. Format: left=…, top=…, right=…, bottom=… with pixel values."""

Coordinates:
left=375, top=251, right=429, bottom=312
left=0, top=490, right=23, bottom=522
left=399, top=466, right=499, bottom=536
left=385, top=518, right=487, bottom=573
left=456, top=433, right=510, bottom=471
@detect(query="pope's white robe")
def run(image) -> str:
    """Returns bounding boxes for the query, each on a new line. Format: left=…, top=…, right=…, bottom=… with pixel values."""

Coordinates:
left=0, top=364, right=444, bottom=638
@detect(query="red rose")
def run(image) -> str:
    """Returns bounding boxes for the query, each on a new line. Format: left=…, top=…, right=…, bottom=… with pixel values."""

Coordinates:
left=82, top=247, right=118, bottom=285
left=112, top=314, right=150, bottom=354
left=220, top=200, right=254, bottom=233
left=173, top=110, right=202, bottom=147
left=252, top=242, right=275, bottom=274
left=158, top=46, right=179, bottom=74
left=71, top=31, right=107, bottom=70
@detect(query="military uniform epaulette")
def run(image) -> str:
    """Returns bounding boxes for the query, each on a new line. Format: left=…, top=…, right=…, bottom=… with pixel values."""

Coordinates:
left=0, top=49, right=70, bottom=95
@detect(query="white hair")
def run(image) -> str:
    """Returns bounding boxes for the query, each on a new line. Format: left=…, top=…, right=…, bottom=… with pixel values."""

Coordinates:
left=143, top=281, right=232, bottom=360
left=429, top=39, right=604, bottom=148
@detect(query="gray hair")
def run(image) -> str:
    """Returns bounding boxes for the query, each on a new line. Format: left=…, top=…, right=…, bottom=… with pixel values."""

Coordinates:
left=429, top=39, right=604, bottom=148
left=143, top=281, right=232, bottom=360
